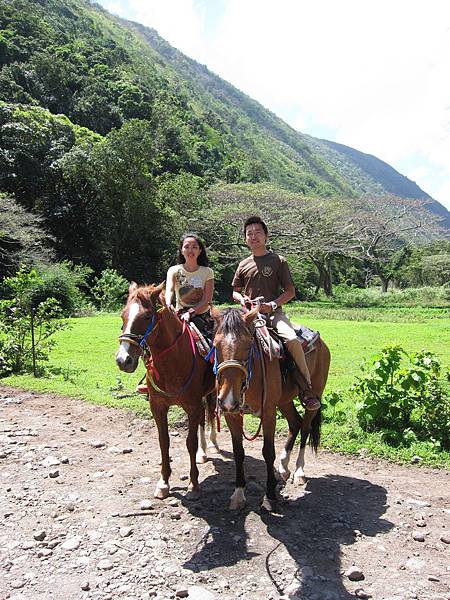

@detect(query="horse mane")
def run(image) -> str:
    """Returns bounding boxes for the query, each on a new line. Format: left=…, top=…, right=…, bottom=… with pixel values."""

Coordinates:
left=217, top=307, right=249, bottom=337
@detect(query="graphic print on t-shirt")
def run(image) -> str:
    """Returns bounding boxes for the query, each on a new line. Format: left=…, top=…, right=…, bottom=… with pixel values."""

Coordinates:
left=261, top=266, right=273, bottom=277
left=176, top=270, right=204, bottom=307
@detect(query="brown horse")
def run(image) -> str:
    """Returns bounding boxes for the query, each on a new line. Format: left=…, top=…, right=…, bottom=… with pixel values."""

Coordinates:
left=213, top=306, right=330, bottom=511
left=115, top=283, right=216, bottom=499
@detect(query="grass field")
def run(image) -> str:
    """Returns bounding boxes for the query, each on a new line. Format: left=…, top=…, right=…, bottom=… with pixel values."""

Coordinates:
left=3, top=304, right=450, bottom=466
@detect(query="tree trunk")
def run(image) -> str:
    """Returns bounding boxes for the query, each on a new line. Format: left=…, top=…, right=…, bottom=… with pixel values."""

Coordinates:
left=380, top=277, right=390, bottom=293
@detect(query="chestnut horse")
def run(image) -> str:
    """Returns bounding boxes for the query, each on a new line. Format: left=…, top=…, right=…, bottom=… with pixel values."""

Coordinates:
left=115, top=283, right=216, bottom=499
left=213, top=306, right=330, bottom=511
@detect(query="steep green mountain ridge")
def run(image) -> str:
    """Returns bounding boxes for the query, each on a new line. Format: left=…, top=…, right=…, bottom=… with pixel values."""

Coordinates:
left=1, top=0, right=448, bottom=275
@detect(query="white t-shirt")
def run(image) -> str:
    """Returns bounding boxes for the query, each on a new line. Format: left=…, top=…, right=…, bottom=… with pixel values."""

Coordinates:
left=167, top=264, right=214, bottom=312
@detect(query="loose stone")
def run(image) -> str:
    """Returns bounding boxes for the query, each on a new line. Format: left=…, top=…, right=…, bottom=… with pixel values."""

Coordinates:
left=62, top=536, right=82, bottom=551
left=345, top=566, right=364, bottom=581
left=91, top=440, right=106, bottom=448
left=41, top=456, right=60, bottom=467
left=33, top=530, right=47, bottom=541
left=175, top=586, right=189, bottom=598
left=11, top=579, right=26, bottom=589
left=97, top=559, right=114, bottom=570
left=187, top=586, right=216, bottom=600
left=412, top=532, right=425, bottom=542
left=49, top=469, right=60, bottom=478
left=81, top=581, right=90, bottom=591
left=440, top=534, right=450, bottom=544
left=120, top=526, right=133, bottom=538
left=140, top=500, right=153, bottom=510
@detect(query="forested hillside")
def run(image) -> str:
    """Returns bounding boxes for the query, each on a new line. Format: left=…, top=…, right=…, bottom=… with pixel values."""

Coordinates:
left=0, top=0, right=448, bottom=286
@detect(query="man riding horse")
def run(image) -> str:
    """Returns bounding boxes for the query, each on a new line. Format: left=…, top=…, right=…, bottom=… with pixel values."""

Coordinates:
left=232, top=215, right=320, bottom=411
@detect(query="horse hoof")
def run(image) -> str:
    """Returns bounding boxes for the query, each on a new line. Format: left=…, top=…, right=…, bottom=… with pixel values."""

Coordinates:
left=207, top=443, right=220, bottom=454
left=186, top=486, right=201, bottom=500
left=277, top=468, right=291, bottom=482
left=229, top=488, right=246, bottom=510
left=261, top=494, right=275, bottom=512
left=196, top=452, right=208, bottom=464
left=293, top=474, right=306, bottom=486
left=154, top=484, right=170, bottom=499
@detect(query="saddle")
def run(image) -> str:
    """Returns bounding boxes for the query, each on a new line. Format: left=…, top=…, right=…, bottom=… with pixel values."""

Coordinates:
left=188, top=314, right=214, bottom=357
left=255, top=321, right=320, bottom=360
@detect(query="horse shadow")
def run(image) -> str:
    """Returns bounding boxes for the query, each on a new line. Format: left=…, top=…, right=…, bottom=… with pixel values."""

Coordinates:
left=174, top=449, right=393, bottom=599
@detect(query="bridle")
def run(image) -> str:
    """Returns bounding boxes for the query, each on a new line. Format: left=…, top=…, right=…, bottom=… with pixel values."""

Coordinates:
left=213, top=343, right=256, bottom=397
left=118, top=313, right=157, bottom=359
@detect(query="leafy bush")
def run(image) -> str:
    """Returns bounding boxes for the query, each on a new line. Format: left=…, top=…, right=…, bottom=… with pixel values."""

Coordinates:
left=2, top=262, right=93, bottom=316
left=27, top=262, right=93, bottom=316
left=0, top=267, right=69, bottom=375
left=0, top=298, right=68, bottom=376
left=353, top=345, right=450, bottom=449
left=92, top=268, right=129, bottom=311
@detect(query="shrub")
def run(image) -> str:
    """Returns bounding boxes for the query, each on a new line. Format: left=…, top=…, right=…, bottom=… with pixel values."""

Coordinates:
left=353, top=345, right=450, bottom=449
left=92, top=268, right=129, bottom=311
left=0, top=267, right=69, bottom=375
left=27, top=262, right=93, bottom=315
left=0, top=297, right=68, bottom=376
left=2, top=262, right=93, bottom=316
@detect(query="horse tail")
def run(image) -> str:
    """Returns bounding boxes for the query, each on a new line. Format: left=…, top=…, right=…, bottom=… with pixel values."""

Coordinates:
left=308, top=407, right=321, bottom=453
left=204, top=392, right=217, bottom=427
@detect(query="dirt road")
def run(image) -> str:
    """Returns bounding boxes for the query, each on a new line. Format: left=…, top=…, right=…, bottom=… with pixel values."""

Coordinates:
left=1, top=386, right=449, bottom=600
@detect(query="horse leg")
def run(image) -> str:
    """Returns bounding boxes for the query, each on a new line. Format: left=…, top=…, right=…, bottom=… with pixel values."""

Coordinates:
left=205, top=392, right=219, bottom=452
left=224, top=413, right=246, bottom=510
left=150, top=400, right=171, bottom=499
left=197, top=394, right=219, bottom=462
left=292, top=340, right=329, bottom=485
left=293, top=408, right=319, bottom=485
left=186, top=407, right=202, bottom=497
left=196, top=401, right=208, bottom=465
left=277, top=400, right=302, bottom=482
left=261, top=408, right=277, bottom=512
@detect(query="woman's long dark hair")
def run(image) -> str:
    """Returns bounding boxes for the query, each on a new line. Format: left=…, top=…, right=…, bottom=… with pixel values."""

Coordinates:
left=177, top=233, right=209, bottom=266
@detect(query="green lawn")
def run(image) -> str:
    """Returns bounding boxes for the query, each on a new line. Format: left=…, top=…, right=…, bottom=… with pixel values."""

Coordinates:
left=3, top=308, right=450, bottom=466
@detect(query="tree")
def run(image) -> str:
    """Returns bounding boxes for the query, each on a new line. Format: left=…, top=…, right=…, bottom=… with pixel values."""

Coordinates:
left=0, top=193, right=54, bottom=278
left=351, top=195, right=444, bottom=292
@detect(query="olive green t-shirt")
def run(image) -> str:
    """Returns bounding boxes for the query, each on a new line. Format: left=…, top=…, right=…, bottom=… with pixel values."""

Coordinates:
left=231, top=252, right=294, bottom=302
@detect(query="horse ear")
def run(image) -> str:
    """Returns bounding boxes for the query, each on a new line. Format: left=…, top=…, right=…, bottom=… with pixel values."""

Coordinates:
left=129, top=281, right=138, bottom=295
left=210, top=305, right=221, bottom=325
left=243, top=305, right=259, bottom=326
left=150, top=282, right=165, bottom=307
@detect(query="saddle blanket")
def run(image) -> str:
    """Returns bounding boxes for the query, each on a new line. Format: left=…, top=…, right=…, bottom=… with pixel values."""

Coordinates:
left=257, top=323, right=320, bottom=359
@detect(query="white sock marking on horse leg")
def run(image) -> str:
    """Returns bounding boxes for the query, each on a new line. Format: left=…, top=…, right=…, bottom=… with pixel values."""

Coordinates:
left=207, top=419, right=219, bottom=452
left=261, top=494, right=274, bottom=512
left=229, top=487, right=246, bottom=510
left=278, top=448, right=291, bottom=481
left=293, top=446, right=306, bottom=485
left=154, top=477, right=170, bottom=499
left=196, top=426, right=207, bottom=464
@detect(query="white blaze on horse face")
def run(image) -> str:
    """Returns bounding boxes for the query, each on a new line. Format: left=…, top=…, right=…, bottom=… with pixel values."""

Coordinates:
left=116, top=302, right=140, bottom=363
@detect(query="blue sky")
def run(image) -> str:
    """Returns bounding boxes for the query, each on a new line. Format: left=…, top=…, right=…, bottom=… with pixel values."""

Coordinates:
left=98, top=0, right=450, bottom=210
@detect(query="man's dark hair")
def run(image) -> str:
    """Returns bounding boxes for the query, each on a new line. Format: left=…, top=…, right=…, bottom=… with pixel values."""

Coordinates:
left=243, top=215, right=268, bottom=237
